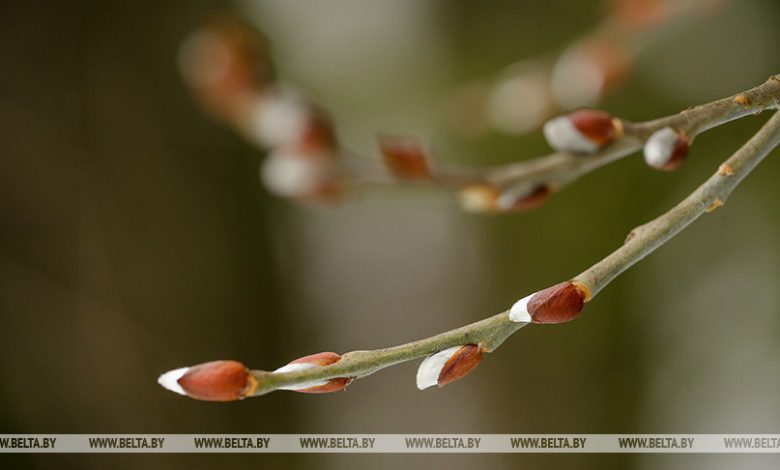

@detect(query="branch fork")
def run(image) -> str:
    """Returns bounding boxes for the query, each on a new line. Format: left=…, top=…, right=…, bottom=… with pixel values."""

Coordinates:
left=165, top=18, right=780, bottom=401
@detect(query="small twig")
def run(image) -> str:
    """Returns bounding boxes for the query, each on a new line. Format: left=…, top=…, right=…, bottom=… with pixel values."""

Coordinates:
left=485, top=76, right=780, bottom=198
left=575, top=109, right=780, bottom=298
left=250, top=311, right=520, bottom=396
left=177, top=18, right=779, bottom=213
left=253, top=109, right=780, bottom=396
left=159, top=102, right=780, bottom=400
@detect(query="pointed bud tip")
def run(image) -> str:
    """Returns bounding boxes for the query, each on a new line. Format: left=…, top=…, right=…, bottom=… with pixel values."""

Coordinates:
left=289, top=351, right=342, bottom=366
left=157, top=367, right=189, bottom=396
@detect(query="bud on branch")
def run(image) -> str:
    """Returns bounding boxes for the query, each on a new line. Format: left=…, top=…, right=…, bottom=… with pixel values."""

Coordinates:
left=543, top=109, right=622, bottom=154
left=509, top=281, right=590, bottom=324
left=158, top=360, right=256, bottom=402
left=378, top=136, right=434, bottom=180
left=644, top=127, right=689, bottom=171
left=416, top=344, right=484, bottom=390
left=169, top=24, right=780, bottom=402
left=273, top=352, right=351, bottom=394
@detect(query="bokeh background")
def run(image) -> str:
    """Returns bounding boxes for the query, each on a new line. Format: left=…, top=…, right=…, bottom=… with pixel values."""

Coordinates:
left=1, top=0, right=780, bottom=468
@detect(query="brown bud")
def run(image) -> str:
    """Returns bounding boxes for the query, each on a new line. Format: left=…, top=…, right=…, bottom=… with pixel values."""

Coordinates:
left=276, top=352, right=351, bottom=394
left=544, top=109, right=620, bottom=154
left=568, top=110, right=619, bottom=146
left=175, top=360, right=255, bottom=402
left=378, top=136, right=433, bottom=179
left=289, top=351, right=342, bottom=367
left=437, top=344, right=484, bottom=387
left=644, top=127, right=689, bottom=171
left=500, top=185, right=552, bottom=212
left=295, top=377, right=351, bottom=394
left=300, top=110, right=339, bottom=153
left=527, top=281, right=589, bottom=324
left=416, top=344, right=484, bottom=389
left=178, top=17, right=273, bottom=122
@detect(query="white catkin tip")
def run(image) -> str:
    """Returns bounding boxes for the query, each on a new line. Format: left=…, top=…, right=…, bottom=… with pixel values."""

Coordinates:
left=644, top=127, right=679, bottom=168
left=543, top=116, right=599, bottom=154
left=416, top=346, right=461, bottom=390
left=509, top=293, right=534, bottom=323
left=157, top=367, right=189, bottom=396
left=247, top=91, right=310, bottom=148
left=274, top=362, right=329, bottom=391
left=550, top=46, right=604, bottom=109
left=260, top=150, right=330, bottom=198
left=487, top=72, right=551, bottom=134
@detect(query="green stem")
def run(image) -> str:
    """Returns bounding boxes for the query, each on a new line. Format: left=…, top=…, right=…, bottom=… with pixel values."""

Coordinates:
left=252, top=110, right=780, bottom=397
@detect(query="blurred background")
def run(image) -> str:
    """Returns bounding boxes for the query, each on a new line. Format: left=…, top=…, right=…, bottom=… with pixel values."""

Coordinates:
left=1, top=0, right=779, bottom=468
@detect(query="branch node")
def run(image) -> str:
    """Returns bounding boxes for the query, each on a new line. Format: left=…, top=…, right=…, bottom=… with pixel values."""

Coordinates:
left=734, top=94, right=750, bottom=107
left=624, top=227, right=640, bottom=243
left=718, top=163, right=735, bottom=176
left=706, top=197, right=724, bottom=213
left=572, top=280, right=592, bottom=302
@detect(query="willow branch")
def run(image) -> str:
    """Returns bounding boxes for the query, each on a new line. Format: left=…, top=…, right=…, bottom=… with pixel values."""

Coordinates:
left=178, top=18, right=779, bottom=214
left=159, top=107, right=780, bottom=400
left=485, top=76, right=780, bottom=199
left=254, top=109, right=780, bottom=396
left=575, top=109, right=780, bottom=297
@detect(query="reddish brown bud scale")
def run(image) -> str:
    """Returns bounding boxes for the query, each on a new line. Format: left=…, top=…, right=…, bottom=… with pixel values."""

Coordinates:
left=437, top=344, right=484, bottom=387
left=527, top=281, right=588, bottom=324
left=544, top=109, right=621, bottom=154
left=300, top=109, right=339, bottom=154
left=289, top=351, right=342, bottom=367
left=296, top=377, right=352, bottom=394
left=659, top=137, right=689, bottom=171
left=568, top=109, right=618, bottom=146
left=378, top=137, right=433, bottom=179
left=505, top=185, right=551, bottom=212
left=276, top=351, right=351, bottom=394
left=177, top=360, right=254, bottom=402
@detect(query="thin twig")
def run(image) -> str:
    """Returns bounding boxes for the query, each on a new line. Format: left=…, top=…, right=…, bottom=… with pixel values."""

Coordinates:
left=575, top=110, right=780, bottom=298
left=485, top=76, right=780, bottom=197
left=243, top=108, right=780, bottom=397
left=178, top=18, right=779, bottom=212
left=342, top=77, right=780, bottom=212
